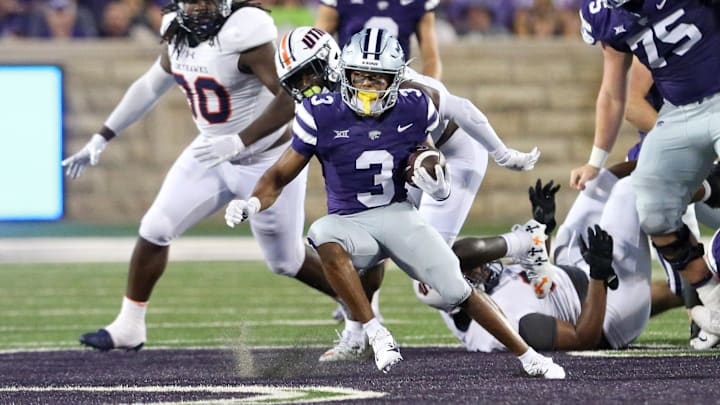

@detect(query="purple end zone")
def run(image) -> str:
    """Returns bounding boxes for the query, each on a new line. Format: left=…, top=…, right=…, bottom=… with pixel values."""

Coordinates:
left=0, top=347, right=719, bottom=404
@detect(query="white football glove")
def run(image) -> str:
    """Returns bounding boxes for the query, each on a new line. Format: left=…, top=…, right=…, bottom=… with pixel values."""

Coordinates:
left=192, top=134, right=246, bottom=169
left=491, top=146, right=540, bottom=171
left=412, top=163, right=451, bottom=201
left=225, top=197, right=261, bottom=227
left=61, top=133, right=108, bottom=179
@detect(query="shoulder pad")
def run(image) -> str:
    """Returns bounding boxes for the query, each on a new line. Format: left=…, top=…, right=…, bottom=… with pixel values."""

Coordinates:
left=160, top=12, right=176, bottom=37
left=220, top=8, right=278, bottom=53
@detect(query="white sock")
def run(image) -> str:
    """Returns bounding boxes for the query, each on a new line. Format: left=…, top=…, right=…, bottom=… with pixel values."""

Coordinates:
left=105, top=296, right=147, bottom=346
left=501, top=229, right=530, bottom=258
left=345, top=319, right=363, bottom=335
left=363, top=317, right=383, bottom=338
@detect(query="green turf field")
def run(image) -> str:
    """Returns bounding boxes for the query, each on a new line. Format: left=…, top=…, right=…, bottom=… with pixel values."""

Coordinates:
left=0, top=261, right=692, bottom=351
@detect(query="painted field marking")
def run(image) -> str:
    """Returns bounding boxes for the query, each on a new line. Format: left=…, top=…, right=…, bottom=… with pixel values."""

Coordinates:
left=0, top=318, right=420, bottom=333
left=0, top=384, right=386, bottom=404
left=568, top=346, right=719, bottom=358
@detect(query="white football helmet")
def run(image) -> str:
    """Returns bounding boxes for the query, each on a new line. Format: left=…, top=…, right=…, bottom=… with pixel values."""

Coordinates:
left=340, top=28, right=405, bottom=116
left=275, top=27, right=341, bottom=103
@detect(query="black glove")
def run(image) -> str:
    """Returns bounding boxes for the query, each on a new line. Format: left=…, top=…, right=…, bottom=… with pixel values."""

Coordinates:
left=528, top=179, right=560, bottom=234
left=579, top=224, right=618, bottom=290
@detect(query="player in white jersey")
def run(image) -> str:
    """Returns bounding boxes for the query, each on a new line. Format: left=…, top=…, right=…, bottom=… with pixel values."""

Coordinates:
left=417, top=175, right=659, bottom=351
left=62, top=0, right=338, bottom=351
left=210, top=26, right=542, bottom=360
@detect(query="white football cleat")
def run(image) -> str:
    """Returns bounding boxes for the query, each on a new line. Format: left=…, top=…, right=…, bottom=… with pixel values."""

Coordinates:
left=691, top=305, right=720, bottom=336
left=319, top=329, right=371, bottom=362
left=369, top=328, right=403, bottom=373
left=690, top=328, right=720, bottom=350
left=515, top=220, right=555, bottom=298
left=522, top=354, right=566, bottom=379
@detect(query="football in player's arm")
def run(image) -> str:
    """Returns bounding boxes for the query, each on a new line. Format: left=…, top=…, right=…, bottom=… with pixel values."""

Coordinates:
left=226, top=28, right=565, bottom=378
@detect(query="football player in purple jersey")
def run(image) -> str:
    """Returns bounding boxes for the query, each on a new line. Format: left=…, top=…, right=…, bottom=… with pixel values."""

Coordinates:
left=225, top=28, right=565, bottom=378
left=315, top=0, right=442, bottom=79
left=624, top=57, right=720, bottom=348
left=205, top=26, right=541, bottom=362
left=570, top=0, right=720, bottom=336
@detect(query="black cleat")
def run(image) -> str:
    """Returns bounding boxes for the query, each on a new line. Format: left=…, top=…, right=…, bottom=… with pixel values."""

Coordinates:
left=79, top=329, right=144, bottom=352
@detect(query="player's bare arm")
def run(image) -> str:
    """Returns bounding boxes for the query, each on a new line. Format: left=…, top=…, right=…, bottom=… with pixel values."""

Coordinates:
left=225, top=147, right=310, bottom=226
left=415, top=11, right=441, bottom=79
left=238, top=42, right=282, bottom=95
left=192, top=41, right=284, bottom=168
left=555, top=225, right=616, bottom=350
left=62, top=45, right=176, bottom=179
left=570, top=45, right=632, bottom=190
left=625, top=57, right=657, bottom=133
left=314, top=4, right=339, bottom=34
left=238, top=92, right=295, bottom=147
left=554, top=277, right=608, bottom=350
left=253, top=147, right=310, bottom=209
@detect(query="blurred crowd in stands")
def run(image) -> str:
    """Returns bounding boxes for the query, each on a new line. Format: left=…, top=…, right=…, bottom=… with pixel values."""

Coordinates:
left=0, top=0, right=581, bottom=40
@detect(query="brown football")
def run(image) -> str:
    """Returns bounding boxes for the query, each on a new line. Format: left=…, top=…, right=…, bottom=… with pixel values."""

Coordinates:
left=405, top=146, right=446, bottom=186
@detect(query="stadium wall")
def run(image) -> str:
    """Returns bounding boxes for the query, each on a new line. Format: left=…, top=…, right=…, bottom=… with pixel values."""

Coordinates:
left=3, top=39, right=638, bottom=227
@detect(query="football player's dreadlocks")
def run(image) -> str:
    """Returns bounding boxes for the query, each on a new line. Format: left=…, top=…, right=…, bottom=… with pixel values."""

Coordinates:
left=161, top=0, right=267, bottom=53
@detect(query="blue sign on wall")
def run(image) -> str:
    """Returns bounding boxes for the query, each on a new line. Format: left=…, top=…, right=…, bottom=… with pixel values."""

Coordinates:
left=0, top=66, right=64, bottom=221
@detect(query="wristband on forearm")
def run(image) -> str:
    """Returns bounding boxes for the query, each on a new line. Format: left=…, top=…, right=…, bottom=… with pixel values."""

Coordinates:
left=588, top=146, right=609, bottom=169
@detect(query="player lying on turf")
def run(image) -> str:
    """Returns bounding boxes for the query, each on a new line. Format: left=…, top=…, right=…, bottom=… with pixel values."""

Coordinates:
left=419, top=164, right=720, bottom=351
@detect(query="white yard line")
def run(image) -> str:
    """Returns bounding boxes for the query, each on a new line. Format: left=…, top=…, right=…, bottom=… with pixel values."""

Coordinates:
left=1, top=236, right=713, bottom=264
left=0, top=237, right=263, bottom=263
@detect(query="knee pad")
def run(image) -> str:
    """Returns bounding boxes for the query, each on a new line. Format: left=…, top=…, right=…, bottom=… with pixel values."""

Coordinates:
left=652, top=225, right=705, bottom=272
left=139, top=210, right=175, bottom=246
left=518, top=313, right=557, bottom=351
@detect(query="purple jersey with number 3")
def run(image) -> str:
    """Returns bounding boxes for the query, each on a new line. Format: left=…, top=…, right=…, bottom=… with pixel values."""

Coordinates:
left=320, top=0, right=438, bottom=60
left=580, top=0, right=720, bottom=105
left=291, top=90, right=439, bottom=215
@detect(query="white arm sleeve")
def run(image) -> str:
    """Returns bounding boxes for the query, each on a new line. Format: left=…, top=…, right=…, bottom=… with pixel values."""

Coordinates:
left=440, top=93, right=507, bottom=154
left=104, top=58, right=176, bottom=135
